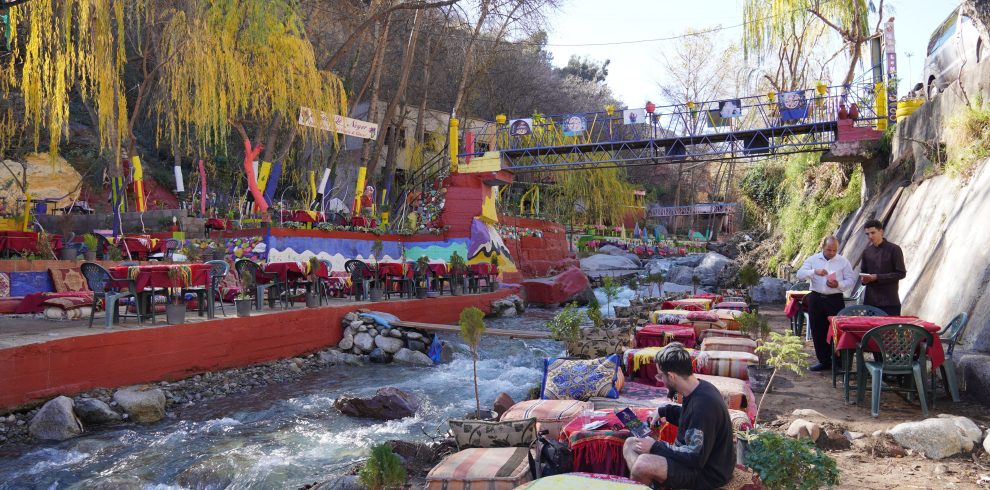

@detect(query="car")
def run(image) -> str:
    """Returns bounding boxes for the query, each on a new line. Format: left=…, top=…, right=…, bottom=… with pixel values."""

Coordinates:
left=923, top=5, right=985, bottom=100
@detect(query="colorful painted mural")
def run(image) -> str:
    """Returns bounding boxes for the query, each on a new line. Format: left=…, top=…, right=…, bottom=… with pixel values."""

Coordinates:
left=468, top=218, right=516, bottom=273
left=265, top=233, right=471, bottom=272
left=185, top=236, right=266, bottom=262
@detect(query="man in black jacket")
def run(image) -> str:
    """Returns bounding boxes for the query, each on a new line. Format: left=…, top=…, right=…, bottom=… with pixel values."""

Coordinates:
left=622, top=343, right=735, bottom=489
left=860, top=219, right=907, bottom=315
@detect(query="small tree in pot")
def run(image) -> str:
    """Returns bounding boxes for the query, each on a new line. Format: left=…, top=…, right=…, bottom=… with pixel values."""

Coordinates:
left=691, top=274, right=701, bottom=295
left=448, top=251, right=467, bottom=295
left=738, top=312, right=774, bottom=392
left=234, top=274, right=253, bottom=317
left=601, top=276, right=621, bottom=317
left=415, top=256, right=431, bottom=299
left=752, top=332, right=809, bottom=422
left=305, top=256, right=321, bottom=307
left=82, top=234, right=99, bottom=261
left=165, top=266, right=188, bottom=324
left=736, top=263, right=761, bottom=305
left=459, top=307, right=489, bottom=419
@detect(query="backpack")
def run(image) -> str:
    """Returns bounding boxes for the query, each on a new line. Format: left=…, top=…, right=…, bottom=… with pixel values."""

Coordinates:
left=528, top=429, right=573, bottom=479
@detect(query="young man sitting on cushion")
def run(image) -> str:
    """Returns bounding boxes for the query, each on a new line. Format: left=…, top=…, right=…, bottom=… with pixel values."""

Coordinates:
left=622, top=343, right=735, bottom=489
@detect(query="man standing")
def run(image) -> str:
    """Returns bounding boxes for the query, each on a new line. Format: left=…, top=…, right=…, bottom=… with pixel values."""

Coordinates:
left=622, top=343, right=735, bottom=489
left=796, top=236, right=856, bottom=371
left=860, top=219, right=907, bottom=315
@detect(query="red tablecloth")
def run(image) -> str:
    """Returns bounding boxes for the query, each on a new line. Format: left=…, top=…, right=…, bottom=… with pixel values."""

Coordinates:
left=827, top=315, right=944, bottom=369
left=661, top=298, right=713, bottom=311
left=0, top=231, right=63, bottom=255
left=635, top=324, right=697, bottom=348
left=264, top=261, right=311, bottom=282
left=350, top=216, right=377, bottom=228
left=428, top=263, right=448, bottom=277
left=690, top=293, right=724, bottom=304
left=205, top=218, right=228, bottom=230
left=281, top=210, right=326, bottom=223
left=784, top=291, right=810, bottom=318
left=116, top=236, right=166, bottom=259
left=110, top=263, right=212, bottom=292
left=469, top=263, right=497, bottom=276
left=560, top=408, right=678, bottom=477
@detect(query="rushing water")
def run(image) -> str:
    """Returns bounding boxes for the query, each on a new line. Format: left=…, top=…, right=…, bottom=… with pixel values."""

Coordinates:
left=0, top=310, right=567, bottom=489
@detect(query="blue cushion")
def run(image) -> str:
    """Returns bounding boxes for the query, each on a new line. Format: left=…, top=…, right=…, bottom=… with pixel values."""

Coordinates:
left=540, top=354, right=622, bottom=401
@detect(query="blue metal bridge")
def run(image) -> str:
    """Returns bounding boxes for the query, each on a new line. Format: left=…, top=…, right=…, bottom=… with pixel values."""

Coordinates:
left=463, top=82, right=888, bottom=172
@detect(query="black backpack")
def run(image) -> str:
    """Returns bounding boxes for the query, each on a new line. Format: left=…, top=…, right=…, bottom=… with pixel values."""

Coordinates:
left=528, top=429, right=573, bottom=479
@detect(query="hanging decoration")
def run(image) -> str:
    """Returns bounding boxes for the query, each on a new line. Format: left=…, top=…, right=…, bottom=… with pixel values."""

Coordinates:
left=263, top=162, right=282, bottom=206
left=132, top=156, right=146, bottom=212
left=198, top=160, right=207, bottom=216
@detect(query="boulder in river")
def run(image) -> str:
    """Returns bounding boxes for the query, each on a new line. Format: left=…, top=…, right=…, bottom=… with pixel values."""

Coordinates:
left=522, top=266, right=592, bottom=306
left=393, top=348, right=433, bottom=366
left=333, top=387, right=419, bottom=420
left=73, top=398, right=121, bottom=426
left=29, top=396, right=83, bottom=441
left=113, top=385, right=166, bottom=423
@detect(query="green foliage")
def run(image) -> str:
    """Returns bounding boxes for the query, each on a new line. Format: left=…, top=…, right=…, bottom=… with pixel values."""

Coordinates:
left=737, top=263, right=760, bottom=288
left=740, top=160, right=786, bottom=211
left=601, top=276, right=621, bottom=317
left=459, top=307, right=487, bottom=418
left=745, top=431, right=839, bottom=490
left=558, top=55, right=610, bottom=83
left=449, top=251, right=467, bottom=274
left=737, top=312, right=772, bottom=345
left=358, top=443, right=407, bottom=490
left=82, top=233, right=99, bottom=252
left=371, top=238, right=384, bottom=259
left=757, top=331, right=810, bottom=375
left=547, top=303, right=583, bottom=341
left=586, top=295, right=603, bottom=328
left=946, top=96, right=990, bottom=179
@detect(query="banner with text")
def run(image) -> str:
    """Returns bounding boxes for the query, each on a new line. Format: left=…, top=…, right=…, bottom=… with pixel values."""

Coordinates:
left=298, top=107, right=379, bottom=140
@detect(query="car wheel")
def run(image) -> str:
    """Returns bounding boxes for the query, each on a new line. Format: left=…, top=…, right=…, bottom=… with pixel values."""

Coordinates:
left=927, top=77, right=939, bottom=101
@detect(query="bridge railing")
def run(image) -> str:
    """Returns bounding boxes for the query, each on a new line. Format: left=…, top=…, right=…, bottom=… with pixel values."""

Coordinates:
left=489, top=83, right=885, bottom=153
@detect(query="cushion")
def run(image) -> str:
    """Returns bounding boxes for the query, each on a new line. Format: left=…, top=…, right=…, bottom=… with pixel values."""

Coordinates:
left=448, top=418, right=537, bottom=450
left=718, top=463, right=764, bottom=490
left=43, top=304, right=93, bottom=320
left=425, top=447, right=532, bottom=490
left=702, top=337, right=758, bottom=354
left=728, top=409, right=753, bottom=432
left=695, top=351, right=760, bottom=380
left=635, top=324, right=696, bottom=349
left=500, top=399, right=592, bottom=440
left=699, top=329, right=752, bottom=342
left=687, top=311, right=720, bottom=322
left=517, top=473, right=650, bottom=489
left=49, top=268, right=91, bottom=293
left=567, top=327, right=633, bottom=358
left=541, top=355, right=623, bottom=401
left=690, top=374, right=757, bottom=419
left=650, top=311, right=689, bottom=324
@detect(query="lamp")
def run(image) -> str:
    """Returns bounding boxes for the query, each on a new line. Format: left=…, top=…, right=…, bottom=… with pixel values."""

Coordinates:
left=495, top=114, right=507, bottom=125
left=645, top=101, right=656, bottom=114
left=767, top=92, right=776, bottom=103
left=605, top=105, right=615, bottom=116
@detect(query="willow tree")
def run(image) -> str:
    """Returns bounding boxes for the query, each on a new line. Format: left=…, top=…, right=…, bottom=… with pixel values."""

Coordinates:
left=743, top=0, right=874, bottom=85
left=153, top=0, right=347, bottom=212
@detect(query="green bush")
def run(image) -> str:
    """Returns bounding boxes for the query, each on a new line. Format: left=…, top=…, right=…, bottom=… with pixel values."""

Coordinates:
left=946, top=96, right=990, bottom=179
left=586, top=295, right=603, bottom=328
left=745, top=431, right=838, bottom=490
left=547, top=303, right=583, bottom=341
left=358, top=443, right=407, bottom=490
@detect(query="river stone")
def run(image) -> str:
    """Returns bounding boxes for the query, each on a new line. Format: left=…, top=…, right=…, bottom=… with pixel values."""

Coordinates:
left=333, top=387, right=419, bottom=420
left=393, top=348, right=433, bottom=366
left=599, top=245, right=624, bottom=255
left=358, top=325, right=368, bottom=333
left=338, top=332, right=354, bottom=351
left=692, top=252, right=737, bottom=287
left=887, top=415, right=984, bottom=459
left=344, top=312, right=359, bottom=322
left=440, top=342, right=455, bottom=364
left=406, top=331, right=423, bottom=340
left=984, top=430, right=990, bottom=454
left=311, top=475, right=364, bottom=490
left=375, top=335, right=405, bottom=354
left=786, top=419, right=821, bottom=441
left=343, top=325, right=355, bottom=337
left=389, top=329, right=403, bottom=338
left=74, top=398, right=121, bottom=425
left=493, top=392, right=515, bottom=418
left=369, top=348, right=390, bottom=364
left=113, top=385, right=166, bottom=423
left=319, top=349, right=363, bottom=366
left=353, top=332, right=374, bottom=352
left=29, top=396, right=83, bottom=441
left=580, top=254, right=640, bottom=271
left=621, top=253, right=642, bottom=267
left=407, top=339, right=427, bottom=353
left=350, top=320, right=364, bottom=330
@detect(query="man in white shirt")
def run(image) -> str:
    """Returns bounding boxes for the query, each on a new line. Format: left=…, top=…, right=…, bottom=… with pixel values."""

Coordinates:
left=796, top=236, right=856, bottom=371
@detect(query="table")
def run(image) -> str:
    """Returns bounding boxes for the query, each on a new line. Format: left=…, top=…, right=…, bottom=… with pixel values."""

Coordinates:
left=280, top=210, right=326, bottom=224
left=205, top=218, right=228, bottom=231
left=116, top=236, right=166, bottom=260
left=828, top=315, right=944, bottom=369
left=110, top=263, right=212, bottom=293
left=560, top=408, right=677, bottom=477
left=0, top=231, right=63, bottom=257
left=784, top=290, right=810, bottom=318
left=350, top=216, right=377, bottom=228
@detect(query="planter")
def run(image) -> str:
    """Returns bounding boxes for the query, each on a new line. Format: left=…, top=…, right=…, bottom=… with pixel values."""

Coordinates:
left=747, top=365, right=775, bottom=393
left=235, top=298, right=252, bottom=317
left=213, top=249, right=226, bottom=261
left=59, top=248, right=77, bottom=260
left=451, top=283, right=463, bottom=296
left=369, top=289, right=384, bottom=302
left=305, top=292, right=318, bottom=308
left=165, top=304, right=186, bottom=325
left=736, top=438, right=749, bottom=466
left=416, top=287, right=428, bottom=300
left=84, top=251, right=97, bottom=261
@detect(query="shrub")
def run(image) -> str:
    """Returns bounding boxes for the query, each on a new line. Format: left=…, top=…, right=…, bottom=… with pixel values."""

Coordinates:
left=547, top=303, right=583, bottom=342
left=586, top=295, right=603, bottom=328
left=946, top=96, right=990, bottom=180
left=358, top=443, right=407, bottom=490
left=459, top=307, right=486, bottom=418
left=745, top=431, right=839, bottom=490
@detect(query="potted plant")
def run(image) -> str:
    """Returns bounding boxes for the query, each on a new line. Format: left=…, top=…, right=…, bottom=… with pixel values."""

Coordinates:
left=601, top=275, right=621, bottom=317
left=752, top=331, right=810, bottom=421
left=488, top=255, right=499, bottom=292
left=548, top=302, right=583, bottom=350
left=459, top=307, right=494, bottom=419
left=448, top=251, right=467, bottom=296
left=736, top=263, right=761, bottom=304
left=165, top=266, right=188, bottom=325
left=82, top=234, right=99, bottom=261
left=647, top=271, right=665, bottom=298
left=737, top=312, right=773, bottom=392
left=415, top=256, right=430, bottom=299
left=586, top=295, right=604, bottom=328
left=57, top=215, right=76, bottom=260
left=741, top=430, right=839, bottom=489
left=235, top=274, right=253, bottom=317
left=305, top=256, right=320, bottom=308
left=358, top=443, right=407, bottom=490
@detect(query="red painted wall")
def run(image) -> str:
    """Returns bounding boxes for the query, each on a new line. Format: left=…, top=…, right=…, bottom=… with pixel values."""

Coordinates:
left=500, top=216, right=577, bottom=282
left=0, top=289, right=517, bottom=411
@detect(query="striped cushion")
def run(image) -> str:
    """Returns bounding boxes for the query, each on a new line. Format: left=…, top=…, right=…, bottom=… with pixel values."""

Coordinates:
left=426, top=447, right=532, bottom=490
left=701, top=337, right=758, bottom=354
left=698, top=329, right=752, bottom=342
left=695, top=351, right=760, bottom=380
left=500, top=399, right=592, bottom=440
left=690, top=374, right=757, bottom=420
left=636, top=324, right=697, bottom=349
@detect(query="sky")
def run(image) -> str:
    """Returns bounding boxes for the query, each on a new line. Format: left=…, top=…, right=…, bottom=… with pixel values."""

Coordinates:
left=544, top=0, right=963, bottom=107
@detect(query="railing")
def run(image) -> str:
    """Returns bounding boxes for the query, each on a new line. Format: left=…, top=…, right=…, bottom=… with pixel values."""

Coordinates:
left=647, top=202, right=738, bottom=218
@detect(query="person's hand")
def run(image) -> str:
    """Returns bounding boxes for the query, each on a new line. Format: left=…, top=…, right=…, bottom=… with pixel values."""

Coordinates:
left=826, top=278, right=839, bottom=288
left=650, top=416, right=668, bottom=429
left=814, top=268, right=828, bottom=276
left=861, top=274, right=877, bottom=284
left=634, top=436, right=658, bottom=454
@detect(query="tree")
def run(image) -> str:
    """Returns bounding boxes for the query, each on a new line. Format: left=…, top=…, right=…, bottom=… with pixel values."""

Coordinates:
left=459, top=307, right=486, bottom=418
left=559, top=55, right=610, bottom=84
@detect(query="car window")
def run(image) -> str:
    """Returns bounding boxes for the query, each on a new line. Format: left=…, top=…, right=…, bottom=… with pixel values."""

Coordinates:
left=928, top=10, right=959, bottom=54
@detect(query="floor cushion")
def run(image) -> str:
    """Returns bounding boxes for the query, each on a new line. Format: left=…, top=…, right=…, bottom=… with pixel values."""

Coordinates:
left=448, top=418, right=536, bottom=450
left=686, top=311, right=720, bottom=323
left=41, top=296, right=94, bottom=320
left=715, top=301, right=750, bottom=312
left=49, top=268, right=91, bottom=293
left=500, top=399, right=592, bottom=440
left=517, top=472, right=650, bottom=489
left=635, top=324, right=696, bottom=348
left=590, top=380, right=672, bottom=410
left=649, top=310, right=690, bottom=323
left=701, top=337, right=758, bottom=354
left=425, top=447, right=532, bottom=490
left=690, top=374, right=757, bottom=420
left=541, top=355, right=623, bottom=401
left=695, top=351, right=760, bottom=380
left=710, top=309, right=746, bottom=329
left=699, top=329, right=752, bottom=343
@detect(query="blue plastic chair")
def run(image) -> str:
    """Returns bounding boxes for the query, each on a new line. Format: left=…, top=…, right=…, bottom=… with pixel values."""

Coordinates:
left=931, top=313, right=968, bottom=404
left=856, top=323, right=933, bottom=417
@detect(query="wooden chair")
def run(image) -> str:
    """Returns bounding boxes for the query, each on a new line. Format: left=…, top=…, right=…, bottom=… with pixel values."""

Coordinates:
left=856, top=323, right=933, bottom=417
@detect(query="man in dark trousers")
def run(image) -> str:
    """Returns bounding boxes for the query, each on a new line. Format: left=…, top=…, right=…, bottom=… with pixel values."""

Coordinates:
left=796, top=236, right=856, bottom=371
left=860, top=219, right=907, bottom=315
left=622, top=343, right=735, bottom=489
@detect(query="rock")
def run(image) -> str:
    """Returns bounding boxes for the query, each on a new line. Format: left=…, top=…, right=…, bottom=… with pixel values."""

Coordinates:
left=338, top=332, right=354, bottom=351
left=599, top=245, right=625, bottom=255
left=368, top=348, right=390, bottom=364
left=344, top=312, right=359, bottom=322
left=350, top=320, right=364, bottom=330
left=645, top=259, right=673, bottom=276
left=393, top=348, right=434, bottom=366
left=353, top=332, right=374, bottom=352
left=358, top=325, right=368, bottom=332
left=389, top=329, right=403, bottom=338
left=375, top=335, right=405, bottom=354
left=439, top=342, right=455, bottom=364
left=113, top=386, right=166, bottom=423
left=333, top=387, right=419, bottom=420
left=342, top=325, right=355, bottom=337
left=522, top=267, right=593, bottom=306
left=871, top=433, right=908, bottom=457
left=818, top=426, right=852, bottom=450
left=580, top=254, right=640, bottom=271
left=499, top=307, right=517, bottom=317
left=933, top=463, right=949, bottom=476
left=28, top=396, right=83, bottom=441
left=791, top=408, right=828, bottom=420
left=984, top=430, right=990, bottom=453
left=692, top=252, right=737, bottom=287
left=407, top=339, right=427, bottom=353
left=311, top=475, right=364, bottom=490
left=385, top=439, right=441, bottom=478
left=493, top=392, right=515, bottom=418
left=786, top=419, right=821, bottom=441
left=667, top=265, right=696, bottom=285
left=846, top=431, right=865, bottom=440
left=887, top=415, right=984, bottom=459
left=750, top=277, right=793, bottom=304
left=73, top=398, right=121, bottom=426
left=406, top=331, right=423, bottom=340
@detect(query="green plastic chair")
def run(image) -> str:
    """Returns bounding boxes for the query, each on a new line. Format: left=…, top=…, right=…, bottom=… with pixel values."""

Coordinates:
left=931, top=313, right=968, bottom=404
left=834, top=304, right=887, bottom=395
left=855, top=323, right=933, bottom=417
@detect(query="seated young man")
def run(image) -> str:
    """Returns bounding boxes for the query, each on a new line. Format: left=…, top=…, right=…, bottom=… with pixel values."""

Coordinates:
left=622, top=343, right=736, bottom=489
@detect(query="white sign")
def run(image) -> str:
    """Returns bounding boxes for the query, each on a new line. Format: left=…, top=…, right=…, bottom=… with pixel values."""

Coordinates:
left=298, top=107, right=379, bottom=140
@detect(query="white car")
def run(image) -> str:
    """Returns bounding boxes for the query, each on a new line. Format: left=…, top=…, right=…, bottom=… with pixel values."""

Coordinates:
left=923, top=5, right=985, bottom=100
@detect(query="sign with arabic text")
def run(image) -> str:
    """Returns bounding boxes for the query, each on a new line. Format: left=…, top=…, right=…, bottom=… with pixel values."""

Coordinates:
left=298, top=107, right=379, bottom=140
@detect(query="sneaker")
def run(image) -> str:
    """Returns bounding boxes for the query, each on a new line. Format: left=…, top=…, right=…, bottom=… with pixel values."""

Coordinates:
left=809, top=363, right=831, bottom=372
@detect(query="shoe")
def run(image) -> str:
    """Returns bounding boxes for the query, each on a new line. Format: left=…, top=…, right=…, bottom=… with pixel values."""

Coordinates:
left=809, top=363, right=831, bottom=372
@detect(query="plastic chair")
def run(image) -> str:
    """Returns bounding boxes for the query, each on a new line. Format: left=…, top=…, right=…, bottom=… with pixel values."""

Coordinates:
left=345, top=260, right=375, bottom=301
left=834, top=304, right=888, bottom=393
left=845, top=284, right=866, bottom=305
left=193, top=260, right=229, bottom=318
left=81, top=262, right=141, bottom=329
left=234, top=259, right=279, bottom=310
left=855, top=323, right=933, bottom=417
left=317, top=259, right=336, bottom=304
left=931, top=312, right=968, bottom=403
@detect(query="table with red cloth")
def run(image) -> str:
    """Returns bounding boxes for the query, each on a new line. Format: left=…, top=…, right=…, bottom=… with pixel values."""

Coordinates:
left=827, top=315, right=944, bottom=369
left=349, top=216, right=377, bottom=228
left=661, top=298, right=714, bottom=311
left=690, top=293, right=724, bottom=304
left=714, top=301, right=750, bottom=312
left=205, top=218, right=228, bottom=231
left=635, top=324, right=697, bottom=349
left=377, top=262, right=411, bottom=295
left=624, top=347, right=703, bottom=387
left=263, top=261, right=321, bottom=282
left=280, top=210, right=326, bottom=224
left=110, top=263, right=212, bottom=293
left=0, top=231, right=63, bottom=256
left=560, top=408, right=678, bottom=477
left=784, top=290, right=810, bottom=318
left=116, top=236, right=166, bottom=260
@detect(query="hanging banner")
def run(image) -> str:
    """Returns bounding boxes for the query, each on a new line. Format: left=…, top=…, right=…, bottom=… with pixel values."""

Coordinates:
left=508, top=118, right=532, bottom=136
left=311, top=168, right=331, bottom=211
left=353, top=166, right=367, bottom=214
left=174, top=165, right=185, bottom=193
left=562, top=114, right=586, bottom=136
left=778, top=91, right=808, bottom=121
left=198, top=160, right=207, bottom=216
left=298, top=107, right=379, bottom=139
left=132, top=156, right=146, bottom=212
left=262, top=162, right=282, bottom=206
left=622, top=108, right=646, bottom=125
left=883, top=19, right=897, bottom=123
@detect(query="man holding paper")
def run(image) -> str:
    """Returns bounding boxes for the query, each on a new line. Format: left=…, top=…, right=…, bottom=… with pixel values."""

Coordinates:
left=796, top=236, right=856, bottom=371
left=860, top=219, right=907, bottom=315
